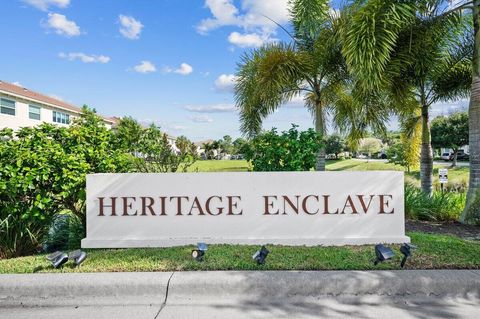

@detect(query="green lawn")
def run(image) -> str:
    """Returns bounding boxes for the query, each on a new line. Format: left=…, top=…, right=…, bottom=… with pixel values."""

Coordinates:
left=0, top=232, right=478, bottom=273
left=189, top=159, right=469, bottom=189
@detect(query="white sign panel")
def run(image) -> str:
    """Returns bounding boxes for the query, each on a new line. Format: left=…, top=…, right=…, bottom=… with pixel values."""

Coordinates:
left=82, top=172, right=409, bottom=248
left=439, top=168, right=448, bottom=184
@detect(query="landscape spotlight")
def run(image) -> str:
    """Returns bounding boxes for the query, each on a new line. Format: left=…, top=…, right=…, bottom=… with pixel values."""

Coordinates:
left=252, top=246, right=269, bottom=265
left=373, top=244, right=394, bottom=265
left=191, top=243, right=208, bottom=261
left=69, top=249, right=87, bottom=267
left=400, top=243, right=417, bottom=268
left=46, top=251, right=69, bottom=269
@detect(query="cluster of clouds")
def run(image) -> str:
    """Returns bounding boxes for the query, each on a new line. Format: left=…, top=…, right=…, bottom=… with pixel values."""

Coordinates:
left=24, top=0, right=192, bottom=75
left=197, top=0, right=290, bottom=48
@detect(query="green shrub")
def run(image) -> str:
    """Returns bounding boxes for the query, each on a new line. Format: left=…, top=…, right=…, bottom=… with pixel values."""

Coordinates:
left=43, top=212, right=84, bottom=253
left=0, top=108, right=134, bottom=259
left=243, top=125, right=323, bottom=171
left=405, top=184, right=466, bottom=221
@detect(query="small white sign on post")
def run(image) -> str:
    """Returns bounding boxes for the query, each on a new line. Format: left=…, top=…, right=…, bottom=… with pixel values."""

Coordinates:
left=439, top=168, right=448, bottom=184
left=81, top=171, right=409, bottom=248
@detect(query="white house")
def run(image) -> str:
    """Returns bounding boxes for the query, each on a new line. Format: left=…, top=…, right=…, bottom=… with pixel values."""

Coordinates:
left=0, top=80, right=115, bottom=131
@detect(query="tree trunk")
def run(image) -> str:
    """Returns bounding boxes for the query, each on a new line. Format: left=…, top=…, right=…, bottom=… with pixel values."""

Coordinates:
left=315, top=100, right=326, bottom=171
left=452, top=148, right=458, bottom=168
left=462, top=0, right=480, bottom=224
left=420, top=104, right=433, bottom=196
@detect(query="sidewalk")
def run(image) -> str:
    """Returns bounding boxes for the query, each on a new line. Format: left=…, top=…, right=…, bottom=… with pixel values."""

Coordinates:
left=1, top=270, right=479, bottom=318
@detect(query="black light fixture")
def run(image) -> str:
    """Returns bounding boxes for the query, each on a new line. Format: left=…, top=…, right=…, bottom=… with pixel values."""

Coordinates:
left=252, top=246, right=269, bottom=265
left=69, top=249, right=87, bottom=267
left=400, top=243, right=417, bottom=268
left=46, top=251, right=68, bottom=269
left=373, top=244, right=394, bottom=265
left=191, top=243, right=208, bottom=261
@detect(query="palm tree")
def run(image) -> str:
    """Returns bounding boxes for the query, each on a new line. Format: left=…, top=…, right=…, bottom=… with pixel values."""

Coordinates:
left=342, top=0, right=472, bottom=196
left=235, top=0, right=351, bottom=171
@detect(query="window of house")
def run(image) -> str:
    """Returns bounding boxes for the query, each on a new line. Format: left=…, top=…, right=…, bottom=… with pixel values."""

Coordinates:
left=0, top=98, right=16, bottom=116
left=52, top=111, right=70, bottom=124
left=29, top=105, right=41, bottom=120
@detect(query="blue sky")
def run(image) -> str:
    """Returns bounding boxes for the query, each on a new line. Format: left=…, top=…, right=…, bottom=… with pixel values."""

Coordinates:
left=0, top=0, right=468, bottom=141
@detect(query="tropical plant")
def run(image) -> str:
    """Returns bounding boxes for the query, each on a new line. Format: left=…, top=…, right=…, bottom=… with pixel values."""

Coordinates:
left=243, top=125, right=323, bottom=171
left=431, top=112, right=469, bottom=167
left=235, top=0, right=354, bottom=171
left=343, top=0, right=472, bottom=198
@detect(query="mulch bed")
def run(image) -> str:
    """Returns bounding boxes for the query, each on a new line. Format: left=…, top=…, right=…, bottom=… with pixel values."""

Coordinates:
left=406, top=219, right=480, bottom=241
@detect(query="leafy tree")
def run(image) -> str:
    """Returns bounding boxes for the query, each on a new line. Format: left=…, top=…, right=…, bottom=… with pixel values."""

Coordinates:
left=218, top=135, right=234, bottom=155
left=325, top=134, right=345, bottom=159
left=136, top=125, right=198, bottom=172
left=357, top=138, right=383, bottom=161
left=233, top=137, right=248, bottom=155
left=243, top=125, right=323, bottom=171
left=236, top=0, right=353, bottom=171
left=343, top=0, right=472, bottom=196
left=115, top=116, right=143, bottom=155
left=431, top=112, right=469, bottom=167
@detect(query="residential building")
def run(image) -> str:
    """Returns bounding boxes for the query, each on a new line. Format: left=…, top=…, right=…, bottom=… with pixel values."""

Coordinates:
left=0, top=80, right=115, bottom=131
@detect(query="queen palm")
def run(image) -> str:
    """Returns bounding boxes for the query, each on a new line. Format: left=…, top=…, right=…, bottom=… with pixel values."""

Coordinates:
left=342, top=0, right=472, bottom=197
left=235, top=0, right=353, bottom=171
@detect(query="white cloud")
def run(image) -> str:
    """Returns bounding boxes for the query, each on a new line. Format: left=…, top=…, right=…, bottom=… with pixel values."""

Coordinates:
left=197, top=0, right=289, bottom=47
left=119, top=15, right=143, bottom=39
left=133, top=60, right=157, bottom=73
left=45, top=13, right=81, bottom=37
left=164, top=63, right=194, bottom=75
left=191, top=115, right=214, bottom=123
left=228, top=31, right=265, bottom=47
left=184, top=103, right=236, bottom=113
left=59, top=52, right=110, bottom=63
left=23, top=0, right=70, bottom=11
left=174, top=63, right=193, bottom=75
left=214, top=74, right=237, bottom=92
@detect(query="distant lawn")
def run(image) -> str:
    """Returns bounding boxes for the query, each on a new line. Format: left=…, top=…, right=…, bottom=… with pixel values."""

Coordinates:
left=188, top=159, right=469, bottom=189
left=189, top=160, right=251, bottom=172
left=1, top=232, right=478, bottom=273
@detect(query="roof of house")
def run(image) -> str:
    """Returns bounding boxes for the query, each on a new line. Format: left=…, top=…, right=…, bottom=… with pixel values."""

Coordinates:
left=0, top=80, right=115, bottom=123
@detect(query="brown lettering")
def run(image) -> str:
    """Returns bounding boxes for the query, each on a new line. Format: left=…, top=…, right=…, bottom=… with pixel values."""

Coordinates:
left=170, top=196, right=189, bottom=215
left=341, top=195, right=358, bottom=214
left=206, top=196, right=223, bottom=215
left=379, top=194, right=394, bottom=214
left=122, top=197, right=137, bottom=216
left=282, top=195, right=300, bottom=215
left=302, top=195, right=319, bottom=215
left=227, top=196, right=243, bottom=215
left=188, top=197, right=205, bottom=215
left=263, top=196, right=279, bottom=215
left=322, top=195, right=339, bottom=214
left=98, top=197, right=117, bottom=216
left=140, top=197, right=156, bottom=216
left=356, top=195, right=375, bottom=213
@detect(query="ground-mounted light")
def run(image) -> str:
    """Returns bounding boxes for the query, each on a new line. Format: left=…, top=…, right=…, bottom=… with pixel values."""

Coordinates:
left=191, top=243, right=208, bottom=261
left=69, top=249, right=87, bottom=267
left=252, top=246, right=269, bottom=265
left=373, top=244, right=394, bottom=265
left=46, top=251, right=68, bottom=269
left=400, top=243, right=417, bottom=268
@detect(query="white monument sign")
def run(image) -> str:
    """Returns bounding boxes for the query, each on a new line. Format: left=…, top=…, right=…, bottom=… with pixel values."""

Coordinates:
left=81, top=171, right=409, bottom=248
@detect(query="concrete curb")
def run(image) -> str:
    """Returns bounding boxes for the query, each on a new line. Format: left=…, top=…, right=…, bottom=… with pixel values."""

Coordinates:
left=1, top=270, right=479, bottom=307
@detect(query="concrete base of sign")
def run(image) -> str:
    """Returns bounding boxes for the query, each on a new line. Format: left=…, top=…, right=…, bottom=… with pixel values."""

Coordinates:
left=81, top=236, right=410, bottom=248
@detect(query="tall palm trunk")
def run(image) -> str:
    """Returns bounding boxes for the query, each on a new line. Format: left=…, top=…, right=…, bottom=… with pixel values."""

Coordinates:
left=315, top=100, right=326, bottom=171
left=462, top=0, right=480, bottom=224
left=420, top=104, right=433, bottom=196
